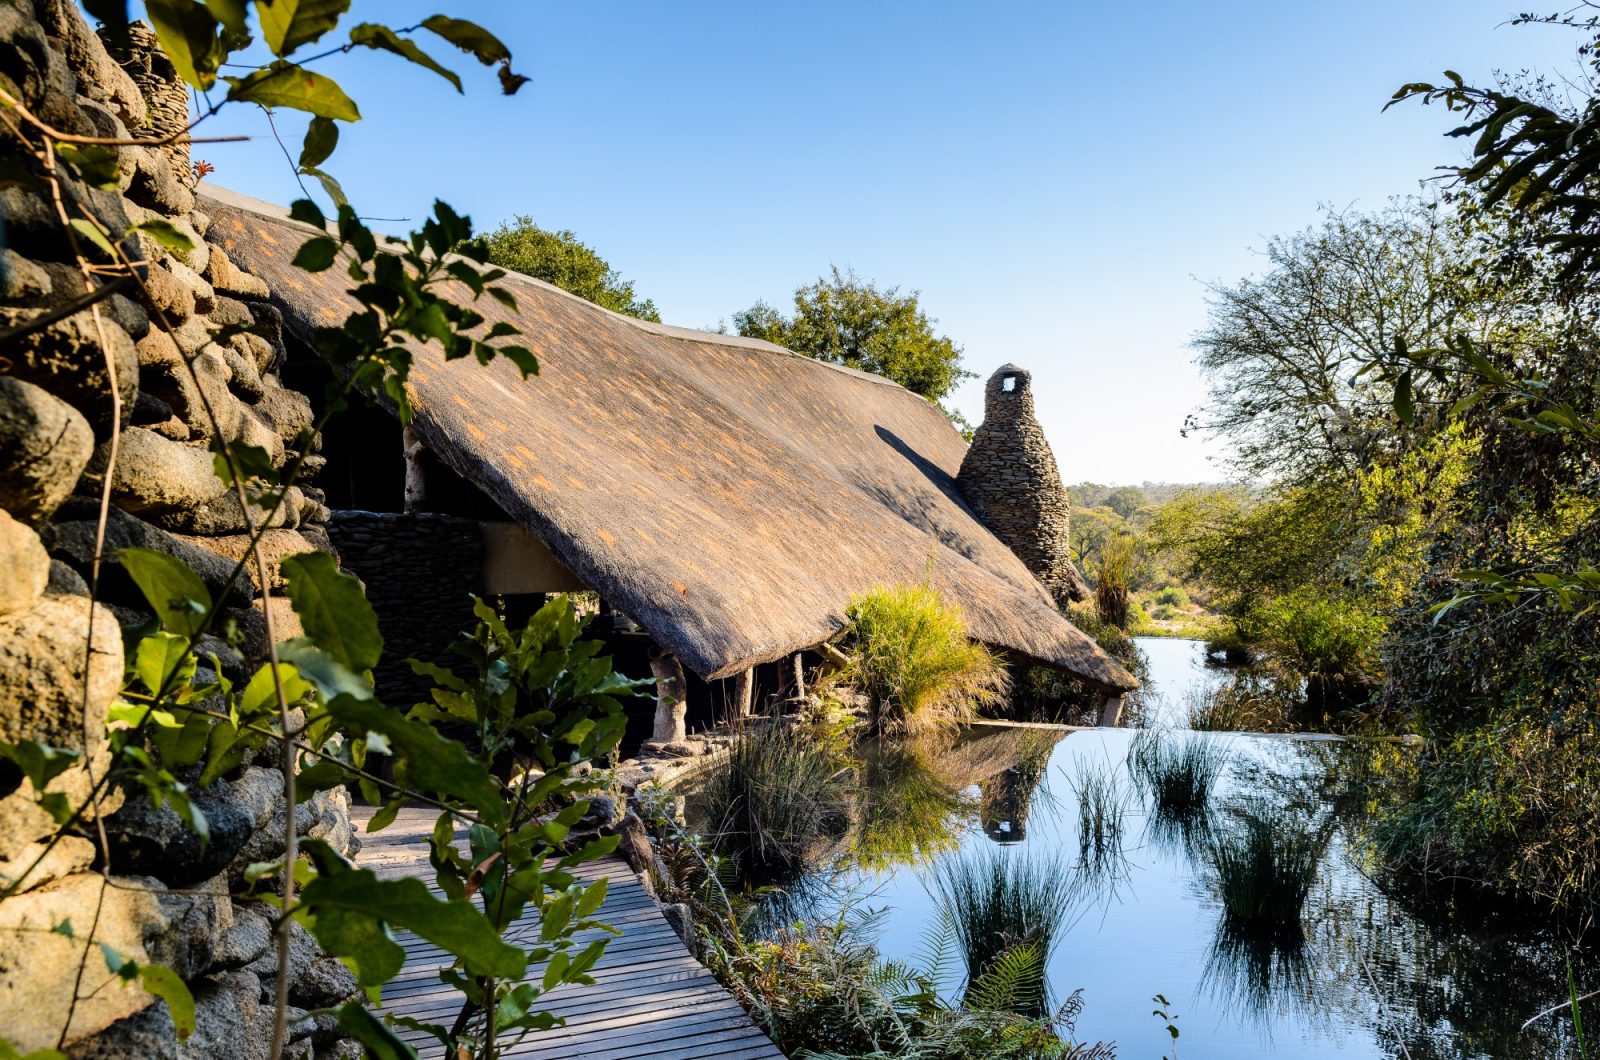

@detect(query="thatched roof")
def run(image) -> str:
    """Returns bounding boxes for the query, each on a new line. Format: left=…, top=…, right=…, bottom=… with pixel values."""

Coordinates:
left=198, top=187, right=1136, bottom=693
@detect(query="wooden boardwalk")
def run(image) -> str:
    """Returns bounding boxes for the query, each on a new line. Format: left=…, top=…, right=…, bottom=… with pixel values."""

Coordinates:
left=351, top=807, right=785, bottom=1059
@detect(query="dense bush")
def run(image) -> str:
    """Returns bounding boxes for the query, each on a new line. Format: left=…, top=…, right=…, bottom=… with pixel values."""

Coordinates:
left=844, top=584, right=1009, bottom=734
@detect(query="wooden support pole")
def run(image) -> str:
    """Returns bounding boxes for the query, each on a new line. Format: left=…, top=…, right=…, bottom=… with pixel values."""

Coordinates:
left=730, top=668, right=754, bottom=721
left=402, top=425, right=427, bottom=513
left=792, top=654, right=806, bottom=701
left=1096, top=693, right=1125, bottom=728
left=648, top=649, right=688, bottom=745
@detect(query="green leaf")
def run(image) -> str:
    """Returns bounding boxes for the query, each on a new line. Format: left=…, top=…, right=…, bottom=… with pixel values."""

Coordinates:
left=419, top=15, right=510, bottom=65
left=348, top=23, right=462, bottom=92
left=55, top=144, right=120, bottom=189
left=300, top=166, right=348, bottom=208
left=134, top=631, right=196, bottom=697
left=1394, top=370, right=1415, bottom=425
left=139, top=964, right=196, bottom=1041
left=146, top=0, right=224, bottom=90
left=255, top=0, right=350, bottom=56
left=324, top=696, right=506, bottom=827
left=298, top=116, right=339, bottom=168
left=276, top=639, right=373, bottom=702
left=280, top=551, right=382, bottom=672
left=114, top=548, right=214, bottom=637
left=336, top=1002, right=417, bottom=1060
left=202, top=0, right=250, bottom=42
left=288, top=198, right=327, bottom=229
left=68, top=218, right=114, bottom=257
left=132, top=218, right=198, bottom=255
left=0, top=741, right=81, bottom=793
left=291, top=235, right=339, bottom=272
left=297, top=840, right=527, bottom=984
left=225, top=62, right=360, bottom=121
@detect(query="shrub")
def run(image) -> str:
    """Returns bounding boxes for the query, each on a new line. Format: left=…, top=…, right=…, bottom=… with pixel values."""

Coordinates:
left=844, top=584, right=1009, bottom=734
left=1154, top=586, right=1190, bottom=608
left=1374, top=715, right=1600, bottom=911
left=698, top=723, right=854, bottom=881
left=1256, top=588, right=1384, bottom=705
left=1184, top=673, right=1300, bottom=733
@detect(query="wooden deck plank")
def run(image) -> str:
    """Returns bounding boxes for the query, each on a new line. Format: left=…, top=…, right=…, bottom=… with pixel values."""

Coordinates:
left=349, top=806, right=784, bottom=1059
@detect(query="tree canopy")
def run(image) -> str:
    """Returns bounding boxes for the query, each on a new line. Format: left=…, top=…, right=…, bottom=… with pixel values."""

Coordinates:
left=477, top=215, right=660, bottom=321
left=733, top=266, right=971, bottom=405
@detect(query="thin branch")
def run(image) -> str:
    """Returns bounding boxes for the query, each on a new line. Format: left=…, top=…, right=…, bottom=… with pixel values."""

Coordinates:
left=0, top=275, right=132, bottom=344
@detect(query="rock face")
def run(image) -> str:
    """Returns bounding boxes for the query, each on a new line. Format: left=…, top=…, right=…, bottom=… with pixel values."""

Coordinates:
left=0, top=6, right=360, bottom=1056
left=955, top=365, right=1091, bottom=605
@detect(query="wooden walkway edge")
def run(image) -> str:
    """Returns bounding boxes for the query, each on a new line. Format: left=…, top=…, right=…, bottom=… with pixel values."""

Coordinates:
left=350, top=806, right=784, bottom=1059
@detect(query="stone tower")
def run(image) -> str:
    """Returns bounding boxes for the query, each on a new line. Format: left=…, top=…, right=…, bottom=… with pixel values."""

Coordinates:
left=956, top=364, right=1090, bottom=605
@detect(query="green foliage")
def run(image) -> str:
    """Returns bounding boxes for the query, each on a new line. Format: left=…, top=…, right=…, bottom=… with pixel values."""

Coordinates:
left=696, top=722, right=854, bottom=881
left=843, top=584, right=1009, bottom=734
left=476, top=216, right=660, bottom=321
left=1103, top=486, right=1146, bottom=519
left=734, top=266, right=972, bottom=405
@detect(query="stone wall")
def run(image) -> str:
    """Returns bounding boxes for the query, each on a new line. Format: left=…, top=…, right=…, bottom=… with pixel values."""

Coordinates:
left=326, top=511, right=486, bottom=707
left=0, top=6, right=359, bottom=1056
left=955, top=364, right=1090, bottom=605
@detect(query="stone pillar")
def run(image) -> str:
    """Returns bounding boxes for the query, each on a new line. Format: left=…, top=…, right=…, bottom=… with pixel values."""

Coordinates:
left=956, top=364, right=1091, bottom=605
left=103, top=21, right=192, bottom=178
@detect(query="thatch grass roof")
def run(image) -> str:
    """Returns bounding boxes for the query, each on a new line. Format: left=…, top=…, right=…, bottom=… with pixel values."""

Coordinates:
left=199, top=187, right=1136, bottom=693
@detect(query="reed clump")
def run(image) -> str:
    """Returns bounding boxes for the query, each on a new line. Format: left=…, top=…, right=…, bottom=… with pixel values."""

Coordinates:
left=699, top=722, right=854, bottom=880
left=844, top=584, right=1010, bottom=735
left=1207, top=806, right=1326, bottom=932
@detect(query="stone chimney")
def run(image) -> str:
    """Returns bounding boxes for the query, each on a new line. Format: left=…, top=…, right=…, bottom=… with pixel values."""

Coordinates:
left=956, top=364, right=1090, bottom=606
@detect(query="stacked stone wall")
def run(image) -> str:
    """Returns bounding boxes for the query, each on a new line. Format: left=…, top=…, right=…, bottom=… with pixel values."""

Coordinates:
left=326, top=511, right=485, bottom=707
left=0, top=5, right=360, bottom=1055
left=955, top=364, right=1090, bottom=605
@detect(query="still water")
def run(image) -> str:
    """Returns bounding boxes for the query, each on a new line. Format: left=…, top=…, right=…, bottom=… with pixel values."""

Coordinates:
left=713, top=638, right=1589, bottom=1059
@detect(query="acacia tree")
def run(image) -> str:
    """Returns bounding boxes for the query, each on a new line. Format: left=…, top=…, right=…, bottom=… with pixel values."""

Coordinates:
left=477, top=216, right=660, bottom=321
left=734, top=266, right=972, bottom=410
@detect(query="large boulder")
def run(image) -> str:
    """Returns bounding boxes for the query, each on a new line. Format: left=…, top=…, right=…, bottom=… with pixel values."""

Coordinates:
left=0, top=593, right=122, bottom=753
left=0, top=307, right=138, bottom=434
left=34, top=0, right=147, bottom=128
left=88, top=427, right=228, bottom=514
left=0, top=510, right=50, bottom=615
left=179, top=969, right=269, bottom=1060
left=170, top=527, right=329, bottom=590
left=0, top=873, right=181, bottom=1051
left=101, top=780, right=258, bottom=888
left=290, top=955, right=359, bottom=1009
left=0, top=375, right=95, bottom=524
left=44, top=500, right=254, bottom=610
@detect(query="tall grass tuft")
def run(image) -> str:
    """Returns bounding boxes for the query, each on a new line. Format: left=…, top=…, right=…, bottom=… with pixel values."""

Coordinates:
left=699, top=723, right=854, bottom=881
left=1206, top=805, right=1327, bottom=932
left=1129, top=729, right=1230, bottom=859
left=928, top=849, right=1077, bottom=1017
left=845, top=584, right=1010, bottom=735
left=1129, top=729, right=1229, bottom=815
left=1071, top=759, right=1128, bottom=862
left=1093, top=533, right=1136, bottom=630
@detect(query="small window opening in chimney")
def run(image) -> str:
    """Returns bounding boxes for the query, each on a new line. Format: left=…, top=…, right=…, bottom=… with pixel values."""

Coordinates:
left=1002, top=375, right=1017, bottom=392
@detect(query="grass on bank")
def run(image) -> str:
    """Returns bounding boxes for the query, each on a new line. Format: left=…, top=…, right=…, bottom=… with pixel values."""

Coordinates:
left=698, top=722, right=854, bottom=880
left=844, top=584, right=1009, bottom=735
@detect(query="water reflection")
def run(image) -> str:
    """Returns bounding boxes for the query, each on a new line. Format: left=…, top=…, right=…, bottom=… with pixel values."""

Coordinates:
left=690, top=642, right=1598, bottom=1058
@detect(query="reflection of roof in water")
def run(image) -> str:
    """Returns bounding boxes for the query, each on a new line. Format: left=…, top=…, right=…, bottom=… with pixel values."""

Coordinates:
left=199, top=186, right=1138, bottom=689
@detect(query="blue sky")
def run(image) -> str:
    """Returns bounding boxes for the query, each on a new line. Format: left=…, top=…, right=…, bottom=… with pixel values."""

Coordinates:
left=187, top=1, right=1578, bottom=484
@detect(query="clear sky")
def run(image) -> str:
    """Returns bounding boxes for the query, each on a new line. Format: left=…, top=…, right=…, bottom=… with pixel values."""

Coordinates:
left=185, top=1, right=1578, bottom=484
